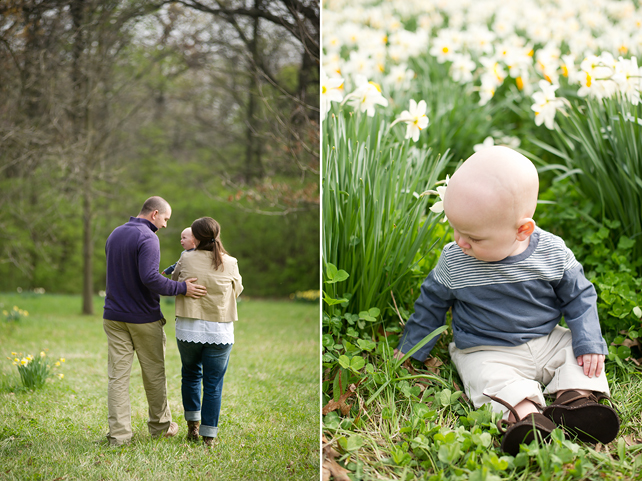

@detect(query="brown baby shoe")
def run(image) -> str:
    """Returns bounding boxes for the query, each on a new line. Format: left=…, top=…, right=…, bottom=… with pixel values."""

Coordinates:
left=485, top=393, right=557, bottom=456
left=543, top=390, right=620, bottom=444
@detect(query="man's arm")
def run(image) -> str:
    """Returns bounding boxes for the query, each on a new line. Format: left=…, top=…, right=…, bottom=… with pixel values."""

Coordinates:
left=171, top=254, right=206, bottom=299
left=138, top=236, right=206, bottom=297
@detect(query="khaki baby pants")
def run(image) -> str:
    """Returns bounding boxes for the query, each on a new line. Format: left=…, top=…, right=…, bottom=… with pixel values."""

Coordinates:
left=449, top=326, right=610, bottom=419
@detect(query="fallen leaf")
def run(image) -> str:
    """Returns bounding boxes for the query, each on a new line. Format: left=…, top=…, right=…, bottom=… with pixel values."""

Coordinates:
left=623, top=435, right=637, bottom=446
left=453, top=382, right=470, bottom=404
left=622, top=338, right=641, bottom=348
left=322, top=379, right=364, bottom=415
left=424, top=356, right=443, bottom=375
left=322, top=436, right=351, bottom=481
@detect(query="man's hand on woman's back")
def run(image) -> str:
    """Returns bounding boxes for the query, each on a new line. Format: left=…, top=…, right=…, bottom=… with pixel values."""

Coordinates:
left=184, top=278, right=207, bottom=298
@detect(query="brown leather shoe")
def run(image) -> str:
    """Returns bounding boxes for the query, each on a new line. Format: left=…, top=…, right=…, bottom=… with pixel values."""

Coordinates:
left=485, top=393, right=557, bottom=456
left=203, top=436, right=216, bottom=448
left=187, top=421, right=200, bottom=442
left=164, top=422, right=179, bottom=438
left=499, top=412, right=557, bottom=456
left=543, top=390, right=620, bottom=444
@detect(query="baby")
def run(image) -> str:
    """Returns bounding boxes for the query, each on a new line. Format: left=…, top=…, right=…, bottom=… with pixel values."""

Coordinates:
left=396, top=146, right=619, bottom=455
left=162, top=227, right=197, bottom=276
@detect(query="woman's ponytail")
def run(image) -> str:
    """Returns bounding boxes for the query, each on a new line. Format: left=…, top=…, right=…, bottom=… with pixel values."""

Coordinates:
left=191, top=217, right=228, bottom=270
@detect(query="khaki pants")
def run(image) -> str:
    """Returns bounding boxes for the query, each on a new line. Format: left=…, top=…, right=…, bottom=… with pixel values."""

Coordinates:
left=103, top=319, right=172, bottom=446
left=449, top=326, right=610, bottom=420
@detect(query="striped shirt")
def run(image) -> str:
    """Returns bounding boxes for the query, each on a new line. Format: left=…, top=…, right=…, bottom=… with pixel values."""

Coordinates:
left=398, top=228, right=608, bottom=361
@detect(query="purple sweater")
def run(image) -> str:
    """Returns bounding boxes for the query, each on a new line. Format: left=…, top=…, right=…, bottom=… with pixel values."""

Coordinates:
left=103, top=217, right=187, bottom=324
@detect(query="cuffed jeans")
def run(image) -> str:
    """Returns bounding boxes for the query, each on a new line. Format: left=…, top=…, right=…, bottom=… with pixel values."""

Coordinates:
left=103, top=319, right=172, bottom=446
left=176, top=339, right=233, bottom=438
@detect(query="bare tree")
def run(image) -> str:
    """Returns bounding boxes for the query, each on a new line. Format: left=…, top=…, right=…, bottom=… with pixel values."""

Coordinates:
left=165, top=0, right=319, bottom=186
left=1, top=0, right=166, bottom=313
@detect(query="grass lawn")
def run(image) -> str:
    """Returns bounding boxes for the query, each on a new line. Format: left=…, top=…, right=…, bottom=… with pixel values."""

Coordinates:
left=0, top=293, right=320, bottom=480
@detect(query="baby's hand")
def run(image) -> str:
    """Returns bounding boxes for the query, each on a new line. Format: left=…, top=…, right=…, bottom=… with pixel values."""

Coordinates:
left=393, top=349, right=405, bottom=361
left=576, top=353, right=605, bottom=378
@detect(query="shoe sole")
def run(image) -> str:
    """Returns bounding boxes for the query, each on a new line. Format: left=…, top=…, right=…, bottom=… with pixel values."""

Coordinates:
left=545, top=404, right=620, bottom=444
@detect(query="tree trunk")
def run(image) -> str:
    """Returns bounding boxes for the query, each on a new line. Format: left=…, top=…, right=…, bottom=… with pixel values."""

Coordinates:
left=82, top=180, right=94, bottom=314
left=244, top=0, right=264, bottom=184
left=71, top=0, right=94, bottom=314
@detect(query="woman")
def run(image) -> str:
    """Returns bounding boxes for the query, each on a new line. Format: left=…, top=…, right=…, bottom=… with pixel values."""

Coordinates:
left=171, top=217, right=243, bottom=447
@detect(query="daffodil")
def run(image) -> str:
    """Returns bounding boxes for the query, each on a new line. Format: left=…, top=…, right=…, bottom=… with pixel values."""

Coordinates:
left=612, top=56, right=642, bottom=105
left=473, top=136, right=495, bottom=152
left=450, top=53, right=476, bottom=84
left=321, top=68, right=344, bottom=121
left=429, top=29, right=460, bottom=63
left=384, top=64, right=415, bottom=91
left=578, top=53, right=617, bottom=100
left=40, top=351, right=46, bottom=358
left=391, top=99, right=429, bottom=142
left=423, top=176, right=450, bottom=222
left=58, top=373, right=64, bottom=380
left=531, top=80, right=566, bottom=130
left=344, top=75, right=389, bottom=117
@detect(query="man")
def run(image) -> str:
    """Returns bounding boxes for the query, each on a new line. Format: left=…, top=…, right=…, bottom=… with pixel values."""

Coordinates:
left=103, top=196, right=207, bottom=446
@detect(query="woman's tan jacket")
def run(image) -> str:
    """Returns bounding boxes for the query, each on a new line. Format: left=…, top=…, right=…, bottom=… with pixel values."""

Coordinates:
left=171, top=250, right=243, bottom=323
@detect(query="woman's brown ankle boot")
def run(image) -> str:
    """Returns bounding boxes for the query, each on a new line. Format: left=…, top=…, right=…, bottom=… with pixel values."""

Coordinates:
left=186, top=420, right=200, bottom=442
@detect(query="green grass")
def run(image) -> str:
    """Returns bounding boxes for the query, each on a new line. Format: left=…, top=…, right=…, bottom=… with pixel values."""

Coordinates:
left=323, top=330, right=642, bottom=480
left=0, top=293, right=320, bottom=480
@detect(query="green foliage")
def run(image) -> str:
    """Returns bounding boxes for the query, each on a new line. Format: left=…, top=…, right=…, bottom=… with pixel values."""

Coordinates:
left=530, top=96, right=642, bottom=274
left=537, top=179, right=642, bottom=363
left=0, top=154, right=319, bottom=298
left=322, top=109, right=450, bottom=325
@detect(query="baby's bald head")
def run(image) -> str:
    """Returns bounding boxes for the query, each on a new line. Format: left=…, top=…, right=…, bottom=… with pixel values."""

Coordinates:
left=442, top=146, right=539, bottom=261
left=444, top=146, right=539, bottom=230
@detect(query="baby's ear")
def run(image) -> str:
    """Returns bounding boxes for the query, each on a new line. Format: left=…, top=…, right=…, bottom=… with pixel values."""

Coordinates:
left=516, top=219, right=536, bottom=241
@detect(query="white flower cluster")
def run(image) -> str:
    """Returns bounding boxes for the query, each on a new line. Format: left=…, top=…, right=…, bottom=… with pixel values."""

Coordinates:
left=322, top=0, right=642, bottom=130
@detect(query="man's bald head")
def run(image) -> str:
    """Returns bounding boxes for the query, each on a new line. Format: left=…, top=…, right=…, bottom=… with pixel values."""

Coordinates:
left=139, top=196, right=171, bottom=216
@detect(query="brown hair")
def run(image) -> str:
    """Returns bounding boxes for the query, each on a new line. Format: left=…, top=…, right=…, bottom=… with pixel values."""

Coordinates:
left=191, top=217, right=227, bottom=270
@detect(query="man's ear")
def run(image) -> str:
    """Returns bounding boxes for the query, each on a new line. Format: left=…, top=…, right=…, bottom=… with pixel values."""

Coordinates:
left=516, top=219, right=536, bottom=241
left=150, top=209, right=159, bottom=221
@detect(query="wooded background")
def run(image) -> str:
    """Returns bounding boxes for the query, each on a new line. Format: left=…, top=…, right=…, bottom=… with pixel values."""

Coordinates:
left=0, top=0, right=320, bottom=313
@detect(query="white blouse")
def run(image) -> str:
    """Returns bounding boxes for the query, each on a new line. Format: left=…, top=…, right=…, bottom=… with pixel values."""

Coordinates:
left=175, top=316, right=234, bottom=345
